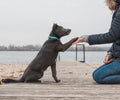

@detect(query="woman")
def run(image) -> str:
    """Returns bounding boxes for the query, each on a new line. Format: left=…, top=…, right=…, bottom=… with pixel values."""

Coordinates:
left=73, top=0, right=120, bottom=84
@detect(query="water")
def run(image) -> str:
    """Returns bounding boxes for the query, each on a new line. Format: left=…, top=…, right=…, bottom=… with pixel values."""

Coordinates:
left=0, top=51, right=106, bottom=64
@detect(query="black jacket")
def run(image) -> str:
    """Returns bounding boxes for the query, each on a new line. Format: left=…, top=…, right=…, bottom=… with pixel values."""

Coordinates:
left=88, top=0, right=120, bottom=60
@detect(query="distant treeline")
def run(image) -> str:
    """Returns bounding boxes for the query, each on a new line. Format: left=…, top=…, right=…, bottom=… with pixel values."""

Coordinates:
left=0, top=45, right=110, bottom=51
left=0, top=45, right=41, bottom=51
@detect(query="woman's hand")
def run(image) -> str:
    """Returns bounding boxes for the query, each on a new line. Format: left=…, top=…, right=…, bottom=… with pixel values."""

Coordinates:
left=72, top=35, right=89, bottom=45
left=103, top=56, right=112, bottom=64
left=72, top=37, right=84, bottom=45
left=103, top=53, right=113, bottom=64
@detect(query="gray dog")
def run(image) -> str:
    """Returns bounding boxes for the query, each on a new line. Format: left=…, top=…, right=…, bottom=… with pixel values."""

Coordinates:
left=2, top=24, right=78, bottom=83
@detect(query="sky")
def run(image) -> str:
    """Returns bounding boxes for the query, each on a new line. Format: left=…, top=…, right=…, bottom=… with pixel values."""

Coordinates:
left=0, top=0, right=112, bottom=46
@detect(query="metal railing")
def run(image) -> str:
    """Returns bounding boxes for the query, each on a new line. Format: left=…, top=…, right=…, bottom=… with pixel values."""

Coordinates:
left=76, top=44, right=85, bottom=63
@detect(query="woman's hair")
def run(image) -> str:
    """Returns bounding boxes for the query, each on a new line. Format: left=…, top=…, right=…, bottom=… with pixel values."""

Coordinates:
left=105, top=0, right=116, bottom=11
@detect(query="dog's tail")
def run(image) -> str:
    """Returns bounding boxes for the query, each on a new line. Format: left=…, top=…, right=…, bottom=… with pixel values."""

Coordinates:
left=2, top=78, right=23, bottom=83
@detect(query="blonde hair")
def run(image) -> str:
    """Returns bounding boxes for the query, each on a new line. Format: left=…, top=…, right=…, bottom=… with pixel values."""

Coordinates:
left=105, top=0, right=116, bottom=11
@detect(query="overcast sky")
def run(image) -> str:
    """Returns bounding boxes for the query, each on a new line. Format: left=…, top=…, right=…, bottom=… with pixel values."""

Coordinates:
left=0, top=0, right=112, bottom=46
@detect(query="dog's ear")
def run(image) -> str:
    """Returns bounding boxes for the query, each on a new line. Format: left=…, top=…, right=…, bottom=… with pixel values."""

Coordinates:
left=52, top=23, right=58, bottom=30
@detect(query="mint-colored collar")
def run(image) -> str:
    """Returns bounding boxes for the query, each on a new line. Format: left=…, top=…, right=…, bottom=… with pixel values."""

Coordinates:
left=48, top=36, right=59, bottom=40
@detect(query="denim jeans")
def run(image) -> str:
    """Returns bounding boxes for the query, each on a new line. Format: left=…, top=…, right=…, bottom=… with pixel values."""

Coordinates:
left=92, top=61, right=120, bottom=84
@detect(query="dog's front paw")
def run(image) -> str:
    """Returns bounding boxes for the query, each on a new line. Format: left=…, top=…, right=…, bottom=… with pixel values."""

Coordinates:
left=55, top=80, right=61, bottom=83
left=71, top=37, right=79, bottom=42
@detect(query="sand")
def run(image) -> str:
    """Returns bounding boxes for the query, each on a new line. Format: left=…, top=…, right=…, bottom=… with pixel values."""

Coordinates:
left=0, top=64, right=27, bottom=82
left=0, top=61, right=96, bottom=84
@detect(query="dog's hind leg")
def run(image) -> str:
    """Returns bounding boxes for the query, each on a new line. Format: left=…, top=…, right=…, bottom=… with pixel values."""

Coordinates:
left=24, top=72, right=43, bottom=83
left=51, top=63, right=61, bottom=83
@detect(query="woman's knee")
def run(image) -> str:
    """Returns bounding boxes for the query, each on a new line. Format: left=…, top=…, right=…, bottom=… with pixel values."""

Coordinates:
left=92, top=71, right=104, bottom=84
left=92, top=62, right=120, bottom=84
left=92, top=65, right=108, bottom=84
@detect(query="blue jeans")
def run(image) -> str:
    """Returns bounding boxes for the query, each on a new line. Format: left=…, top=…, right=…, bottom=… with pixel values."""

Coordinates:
left=92, top=61, right=120, bottom=84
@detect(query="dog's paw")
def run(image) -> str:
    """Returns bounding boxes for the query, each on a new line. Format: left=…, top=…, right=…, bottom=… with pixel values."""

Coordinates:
left=56, top=80, right=61, bottom=83
left=71, top=37, right=79, bottom=42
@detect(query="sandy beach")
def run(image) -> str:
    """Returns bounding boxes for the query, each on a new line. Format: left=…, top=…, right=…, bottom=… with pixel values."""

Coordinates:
left=0, top=61, right=120, bottom=100
left=0, top=64, right=27, bottom=83
left=0, top=61, right=96, bottom=84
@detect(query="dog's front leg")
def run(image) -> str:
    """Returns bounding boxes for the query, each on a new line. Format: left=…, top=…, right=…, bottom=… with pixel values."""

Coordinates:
left=57, top=37, right=78, bottom=52
left=51, top=63, right=61, bottom=83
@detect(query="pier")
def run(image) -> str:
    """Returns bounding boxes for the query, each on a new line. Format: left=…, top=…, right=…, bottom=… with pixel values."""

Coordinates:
left=0, top=61, right=120, bottom=100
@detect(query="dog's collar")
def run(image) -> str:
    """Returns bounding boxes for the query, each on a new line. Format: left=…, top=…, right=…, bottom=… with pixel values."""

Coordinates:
left=48, top=36, right=59, bottom=40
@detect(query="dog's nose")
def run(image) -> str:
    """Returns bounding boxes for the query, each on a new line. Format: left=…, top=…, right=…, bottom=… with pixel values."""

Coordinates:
left=68, top=29, right=71, bottom=33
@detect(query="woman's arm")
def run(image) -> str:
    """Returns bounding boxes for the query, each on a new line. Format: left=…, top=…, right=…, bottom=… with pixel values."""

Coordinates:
left=88, top=7, right=120, bottom=45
